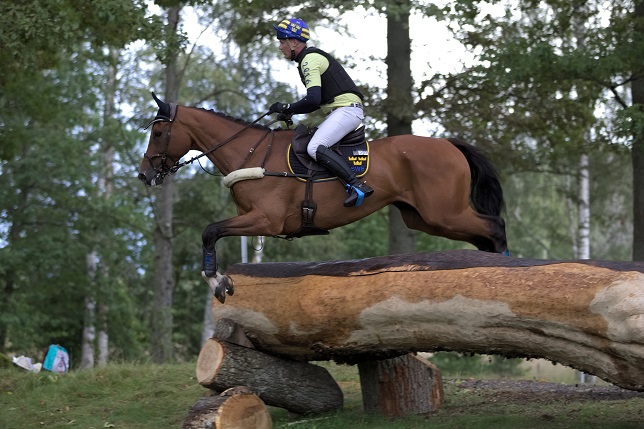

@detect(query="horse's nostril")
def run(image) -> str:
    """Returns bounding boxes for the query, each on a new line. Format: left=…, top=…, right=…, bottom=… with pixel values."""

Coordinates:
left=137, top=173, right=147, bottom=183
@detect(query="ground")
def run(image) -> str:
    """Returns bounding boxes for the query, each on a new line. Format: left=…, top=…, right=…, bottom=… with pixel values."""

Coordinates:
left=454, top=379, right=644, bottom=404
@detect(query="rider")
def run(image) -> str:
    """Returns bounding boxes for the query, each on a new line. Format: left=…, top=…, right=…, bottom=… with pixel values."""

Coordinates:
left=268, top=18, right=374, bottom=207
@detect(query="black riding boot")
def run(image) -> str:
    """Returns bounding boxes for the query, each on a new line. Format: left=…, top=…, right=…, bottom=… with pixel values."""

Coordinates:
left=316, top=145, right=373, bottom=207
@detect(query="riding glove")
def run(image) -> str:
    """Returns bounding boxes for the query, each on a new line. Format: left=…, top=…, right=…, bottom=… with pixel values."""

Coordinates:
left=277, top=113, right=293, bottom=127
left=269, top=102, right=290, bottom=114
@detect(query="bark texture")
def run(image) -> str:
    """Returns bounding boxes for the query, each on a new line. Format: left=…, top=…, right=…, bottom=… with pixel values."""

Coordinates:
left=359, top=353, right=443, bottom=416
left=212, top=250, right=644, bottom=391
left=182, top=386, right=271, bottom=429
left=197, top=338, right=343, bottom=414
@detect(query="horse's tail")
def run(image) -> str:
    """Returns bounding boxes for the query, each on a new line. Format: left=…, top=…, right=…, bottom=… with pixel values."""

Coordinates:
left=448, top=138, right=505, bottom=217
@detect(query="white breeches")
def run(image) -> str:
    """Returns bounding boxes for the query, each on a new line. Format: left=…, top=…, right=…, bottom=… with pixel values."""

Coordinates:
left=307, top=106, right=364, bottom=160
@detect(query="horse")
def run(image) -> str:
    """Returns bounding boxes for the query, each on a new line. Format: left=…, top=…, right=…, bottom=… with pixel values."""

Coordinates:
left=138, top=93, right=508, bottom=304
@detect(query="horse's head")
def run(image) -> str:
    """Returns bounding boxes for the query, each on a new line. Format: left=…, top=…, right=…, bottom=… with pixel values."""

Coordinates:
left=138, top=92, right=192, bottom=186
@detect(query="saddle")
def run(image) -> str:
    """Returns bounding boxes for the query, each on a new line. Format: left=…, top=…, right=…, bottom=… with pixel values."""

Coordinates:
left=284, top=124, right=370, bottom=239
left=288, top=124, right=369, bottom=180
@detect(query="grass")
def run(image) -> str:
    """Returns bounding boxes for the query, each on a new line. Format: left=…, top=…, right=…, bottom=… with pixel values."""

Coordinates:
left=1, top=361, right=643, bottom=429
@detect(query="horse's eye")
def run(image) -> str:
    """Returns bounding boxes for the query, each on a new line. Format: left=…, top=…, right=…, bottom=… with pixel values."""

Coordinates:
left=154, top=130, right=162, bottom=138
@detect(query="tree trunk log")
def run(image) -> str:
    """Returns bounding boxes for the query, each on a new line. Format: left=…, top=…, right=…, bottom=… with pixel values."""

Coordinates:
left=197, top=338, right=343, bottom=414
left=182, top=386, right=271, bottom=429
left=213, top=250, right=644, bottom=391
left=359, top=353, right=443, bottom=416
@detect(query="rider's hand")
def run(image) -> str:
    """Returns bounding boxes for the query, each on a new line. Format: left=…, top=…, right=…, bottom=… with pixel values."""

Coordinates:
left=268, top=102, right=290, bottom=114
left=277, top=113, right=293, bottom=127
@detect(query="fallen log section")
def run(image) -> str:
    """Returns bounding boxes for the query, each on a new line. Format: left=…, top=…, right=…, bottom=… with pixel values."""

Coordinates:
left=197, top=338, right=343, bottom=414
left=212, top=250, right=644, bottom=391
left=182, top=386, right=271, bottom=429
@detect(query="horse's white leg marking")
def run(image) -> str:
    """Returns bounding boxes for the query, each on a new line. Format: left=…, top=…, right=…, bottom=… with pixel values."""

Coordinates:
left=202, top=271, right=234, bottom=304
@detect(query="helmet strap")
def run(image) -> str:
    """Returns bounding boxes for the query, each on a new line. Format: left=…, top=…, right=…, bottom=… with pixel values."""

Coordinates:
left=288, top=40, right=299, bottom=61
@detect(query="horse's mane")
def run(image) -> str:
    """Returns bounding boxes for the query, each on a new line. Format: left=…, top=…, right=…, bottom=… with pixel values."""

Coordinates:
left=195, top=107, right=276, bottom=131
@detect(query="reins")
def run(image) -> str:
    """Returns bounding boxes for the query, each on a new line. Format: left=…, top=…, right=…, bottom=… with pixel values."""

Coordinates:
left=144, top=110, right=287, bottom=181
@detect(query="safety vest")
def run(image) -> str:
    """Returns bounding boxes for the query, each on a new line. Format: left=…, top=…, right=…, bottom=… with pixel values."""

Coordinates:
left=295, top=47, right=364, bottom=104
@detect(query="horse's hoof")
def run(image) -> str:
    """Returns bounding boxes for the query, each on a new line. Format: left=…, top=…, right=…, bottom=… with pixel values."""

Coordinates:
left=202, top=271, right=227, bottom=304
left=223, top=276, right=235, bottom=296
left=213, top=282, right=227, bottom=304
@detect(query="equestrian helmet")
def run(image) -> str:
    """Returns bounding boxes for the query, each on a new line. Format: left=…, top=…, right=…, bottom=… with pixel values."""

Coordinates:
left=274, top=18, right=310, bottom=42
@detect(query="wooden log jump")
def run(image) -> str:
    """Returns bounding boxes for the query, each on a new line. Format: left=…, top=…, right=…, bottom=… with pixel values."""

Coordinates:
left=210, top=250, right=644, bottom=392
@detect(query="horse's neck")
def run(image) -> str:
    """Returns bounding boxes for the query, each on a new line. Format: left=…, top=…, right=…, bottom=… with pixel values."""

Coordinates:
left=187, top=108, right=271, bottom=174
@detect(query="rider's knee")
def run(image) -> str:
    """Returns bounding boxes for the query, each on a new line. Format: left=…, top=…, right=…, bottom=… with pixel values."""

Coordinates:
left=308, top=141, right=322, bottom=159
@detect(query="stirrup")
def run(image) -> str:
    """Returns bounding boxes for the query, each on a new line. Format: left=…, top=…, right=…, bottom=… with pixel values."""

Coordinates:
left=344, top=183, right=372, bottom=207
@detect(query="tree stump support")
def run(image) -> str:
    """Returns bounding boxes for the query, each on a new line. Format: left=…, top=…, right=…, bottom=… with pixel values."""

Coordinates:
left=358, top=353, right=443, bottom=416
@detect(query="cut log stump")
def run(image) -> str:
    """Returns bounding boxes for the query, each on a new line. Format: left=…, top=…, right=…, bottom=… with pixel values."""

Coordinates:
left=182, top=386, right=271, bottom=429
left=197, top=338, right=343, bottom=415
left=359, top=353, right=443, bottom=416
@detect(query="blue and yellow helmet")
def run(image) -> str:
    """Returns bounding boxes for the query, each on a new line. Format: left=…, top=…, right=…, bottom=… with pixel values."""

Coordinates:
left=274, top=18, right=310, bottom=43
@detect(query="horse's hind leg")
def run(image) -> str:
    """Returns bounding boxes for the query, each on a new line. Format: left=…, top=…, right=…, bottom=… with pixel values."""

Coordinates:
left=397, top=204, right=507, bottom=253
left=474, top=213, right=508, bottom=253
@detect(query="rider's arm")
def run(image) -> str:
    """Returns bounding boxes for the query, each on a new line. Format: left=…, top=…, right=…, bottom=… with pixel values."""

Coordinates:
left=287, top=53, right=328, bottom=114
left=287, top=86, right=321, bottom=114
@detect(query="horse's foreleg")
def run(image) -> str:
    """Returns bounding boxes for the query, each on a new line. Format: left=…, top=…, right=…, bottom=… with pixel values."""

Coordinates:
left=201, top=245, right=234, bottom=304
left=201, top=224, right=235, bottom=304
left=201, top=213, right=274, bottom=304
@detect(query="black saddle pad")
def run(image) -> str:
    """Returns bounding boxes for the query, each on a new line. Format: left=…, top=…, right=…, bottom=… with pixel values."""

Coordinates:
left=287, top=125, right=369, bottom=181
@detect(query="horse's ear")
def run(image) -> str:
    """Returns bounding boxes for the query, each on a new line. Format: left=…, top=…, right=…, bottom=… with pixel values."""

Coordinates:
left=150, top=91, right=173, bottom=120
left=151, top=91, right=164, bottom=108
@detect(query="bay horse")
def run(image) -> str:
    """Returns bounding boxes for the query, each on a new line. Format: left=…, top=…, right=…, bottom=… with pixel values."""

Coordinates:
left=138, top=93, right=508, bottom=304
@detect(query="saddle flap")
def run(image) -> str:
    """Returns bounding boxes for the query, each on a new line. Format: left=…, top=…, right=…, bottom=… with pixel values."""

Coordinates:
left=288, top=128, right=369, bottom=179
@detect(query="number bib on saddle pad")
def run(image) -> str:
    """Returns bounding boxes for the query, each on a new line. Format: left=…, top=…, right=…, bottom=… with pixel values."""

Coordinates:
left=287, top=124, right=370, bottom=181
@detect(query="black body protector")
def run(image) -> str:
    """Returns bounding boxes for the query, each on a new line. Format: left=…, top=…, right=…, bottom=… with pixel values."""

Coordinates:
left=294, top=47, right=364, bottom=104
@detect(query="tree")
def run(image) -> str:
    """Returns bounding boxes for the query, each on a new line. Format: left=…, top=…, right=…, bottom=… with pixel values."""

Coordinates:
left=148, top=4, right=182, bottom=364
left=0, top=0, right=153, bottom=160
left=385, top=0, right=417, bottom=255
left=424, top=0, right=644, bottom=260
left=0, top=0, right=157, bottom=360
left=632, top=1, right=644, bottom=259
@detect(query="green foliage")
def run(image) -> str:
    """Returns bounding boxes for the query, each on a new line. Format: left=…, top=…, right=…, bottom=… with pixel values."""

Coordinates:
left=0, top=0, right=155, bottom=160
left=429, top=352, right=527, bottom=378
left=417, top=0, right=639, bottom=258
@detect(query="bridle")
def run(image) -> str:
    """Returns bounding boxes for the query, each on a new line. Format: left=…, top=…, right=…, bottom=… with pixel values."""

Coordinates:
left=142, top=106, right=284, bottom=183
left=142, top=114, right=175, bottom=180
